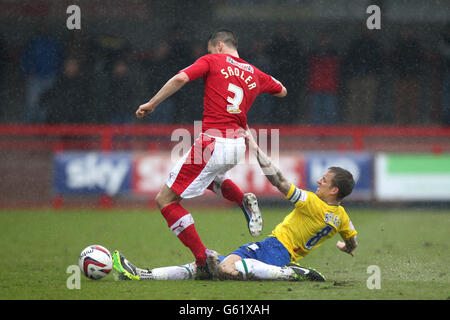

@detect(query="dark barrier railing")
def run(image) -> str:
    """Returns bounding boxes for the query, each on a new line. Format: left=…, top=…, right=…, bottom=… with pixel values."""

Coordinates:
left=1, top=124, right=449, bottom=209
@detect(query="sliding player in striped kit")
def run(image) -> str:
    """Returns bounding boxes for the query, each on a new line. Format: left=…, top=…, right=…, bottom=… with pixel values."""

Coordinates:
left=134, top=29, right=287, bottom=278
left=113, top=127, right=358, bottom=282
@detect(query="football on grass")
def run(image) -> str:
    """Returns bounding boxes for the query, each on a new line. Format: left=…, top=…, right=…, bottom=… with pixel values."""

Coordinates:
left=78, top=245, right=112, bottom=280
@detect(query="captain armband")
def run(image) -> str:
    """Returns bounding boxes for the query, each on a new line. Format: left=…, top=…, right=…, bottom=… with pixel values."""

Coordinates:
left=285, top=184, right=307, bottom=204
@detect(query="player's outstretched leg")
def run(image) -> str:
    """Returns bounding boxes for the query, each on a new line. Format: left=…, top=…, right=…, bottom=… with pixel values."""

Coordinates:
left=286, top=262, right=326, bottom=282
left=218, top=256, right=294, bottom=280
left=148, top=263, right=197, bottom=280
left=208, top=178, right=263, bottom=237
left=113, top=250, right=198, bottom=280
left=216, top=256, right=325, bottom=282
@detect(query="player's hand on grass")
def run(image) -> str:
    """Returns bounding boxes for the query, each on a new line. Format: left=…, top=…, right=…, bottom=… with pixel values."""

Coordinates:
left=337, top=241, right=354, bottom=257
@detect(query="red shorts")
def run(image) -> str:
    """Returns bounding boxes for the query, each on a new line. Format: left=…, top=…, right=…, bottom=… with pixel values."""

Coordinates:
left=166, top=133, right=246, bottom=199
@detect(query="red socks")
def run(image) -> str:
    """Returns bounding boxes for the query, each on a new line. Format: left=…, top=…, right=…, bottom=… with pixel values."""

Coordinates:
left=162, top=179, right=243, bottom=266
left=161, top=202, right=207, bottom=266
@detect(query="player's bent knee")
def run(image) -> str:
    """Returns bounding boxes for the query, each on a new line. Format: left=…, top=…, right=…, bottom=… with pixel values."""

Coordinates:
left=155, top=186, right=180, bottom=210
left=155, top=191, right=166, bottom=210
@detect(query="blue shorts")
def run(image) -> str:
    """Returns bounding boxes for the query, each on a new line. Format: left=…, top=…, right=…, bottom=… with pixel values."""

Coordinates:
left=219, top=236, right=291, bottom=267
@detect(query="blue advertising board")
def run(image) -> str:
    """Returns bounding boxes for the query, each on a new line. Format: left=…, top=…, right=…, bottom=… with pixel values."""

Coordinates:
left=305, top=152, right=373, bottom=200
left=53, top=151, right=373, bottom=201
left=53, top=152, right=132, bottom=196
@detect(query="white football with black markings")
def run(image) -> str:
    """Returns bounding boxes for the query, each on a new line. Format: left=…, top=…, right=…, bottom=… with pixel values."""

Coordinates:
left=78, top=245, right=112, bottom=280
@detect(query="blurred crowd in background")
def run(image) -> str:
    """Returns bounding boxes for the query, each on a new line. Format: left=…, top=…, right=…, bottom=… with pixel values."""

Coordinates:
left=0, top=22, right=449, bottom=126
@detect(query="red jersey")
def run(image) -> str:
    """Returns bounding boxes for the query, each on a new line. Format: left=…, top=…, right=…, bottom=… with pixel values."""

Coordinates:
left=180, top=54, right=282, bottom=136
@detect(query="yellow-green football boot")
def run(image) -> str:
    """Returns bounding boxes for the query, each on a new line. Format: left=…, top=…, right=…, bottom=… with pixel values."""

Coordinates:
left=113, top=250, right=140, bottom=280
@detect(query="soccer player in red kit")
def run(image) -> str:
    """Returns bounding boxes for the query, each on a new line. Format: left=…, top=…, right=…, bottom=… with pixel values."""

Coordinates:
left=135, top=29, right=287, bottom=277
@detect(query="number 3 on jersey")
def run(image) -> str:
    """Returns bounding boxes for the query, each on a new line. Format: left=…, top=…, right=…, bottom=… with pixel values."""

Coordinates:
left=227, top=83, right=243, bottom=114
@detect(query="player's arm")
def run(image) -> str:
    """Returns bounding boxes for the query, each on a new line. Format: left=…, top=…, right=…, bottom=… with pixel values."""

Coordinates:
left=260, top=72, right=287, bottom=98
left=245, top=126, right=291, bottom=196
left=337, top=236, right=358, bottom=257
left=136, top=72, right=190, bottom=119
left=273, top=85, right=287, bottom=98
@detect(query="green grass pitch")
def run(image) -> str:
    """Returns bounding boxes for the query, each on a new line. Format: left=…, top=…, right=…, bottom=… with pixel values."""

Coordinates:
left=0, top=206, right=448, bottom=300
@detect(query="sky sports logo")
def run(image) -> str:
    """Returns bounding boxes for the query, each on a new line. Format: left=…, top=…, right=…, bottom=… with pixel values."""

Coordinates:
left=54, top=152, right=132, bottom=196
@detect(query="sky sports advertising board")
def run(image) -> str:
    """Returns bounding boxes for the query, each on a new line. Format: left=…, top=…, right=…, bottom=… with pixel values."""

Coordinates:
left=53, top=151, right=376, bottom=201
